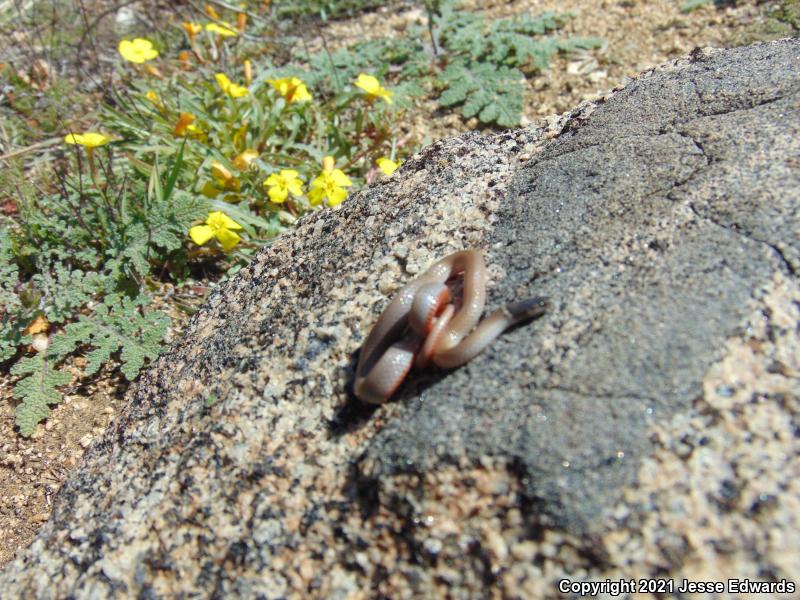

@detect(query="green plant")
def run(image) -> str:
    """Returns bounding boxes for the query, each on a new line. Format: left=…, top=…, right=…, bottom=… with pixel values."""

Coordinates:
left=2, top=0, right=605, bottom=437
left=55, top=295, right=169, bottom=381
left=11, top=295, right=168, bottom=436
left=430, top=3, right=604, bottom=126
left=3, top=0, right=405, bottom=436
left=438, top=63, right=524, bottom=128
left=11, top=342, right=74, bottom=437
left=290, top=1, right=604, bottom=128
left=0, top=237, right=24, bottom=362
left=99, top=17, right=404, bottom=254
left=3, top=143, right=200, bottom=436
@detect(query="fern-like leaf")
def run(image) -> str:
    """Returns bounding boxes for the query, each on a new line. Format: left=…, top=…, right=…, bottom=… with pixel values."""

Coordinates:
left=438, top=61, right=524, bottom=127
left=486, top=32, right=559, bottom=69
left=63, top=295, right=169, bottom=380
left=507, top=11, right=565, bottom=35
left=0, top=236, right=23, bottom=362
left=436, top=3, right=487, bottom=58
left=482, top=13, right=568, bottom=68
left=0, top=317, right=23, bottom=363
left=31, top=259, right=106, bottom=324
left=12, top=346, right=73, bottom=436
left=149, top=190, right=209, bottom=253
left=0, top=236, right=20, bottom=311
left=107, top=190, right=209, bottom=279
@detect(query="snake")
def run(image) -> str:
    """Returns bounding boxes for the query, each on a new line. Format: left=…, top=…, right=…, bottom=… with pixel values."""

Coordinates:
left=354, top=249, right=548, bottom=404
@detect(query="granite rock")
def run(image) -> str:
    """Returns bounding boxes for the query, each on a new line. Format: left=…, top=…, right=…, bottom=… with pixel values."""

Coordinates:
left=1, top=39, right=798, bottom=598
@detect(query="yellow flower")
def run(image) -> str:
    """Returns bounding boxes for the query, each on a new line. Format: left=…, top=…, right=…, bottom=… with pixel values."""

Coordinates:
left=183, top=22, right=202, bottom=39
left=205, top=22, right=237, bottom=37
left=64, top=132, right=111, bottom=149
left=233, top=149, right=259, bottom=170
left=354, top=73, right=393, bottom=104
left=118, top=38, right=159, bottom=63
left=264, top=170, right=304, bottom=203
left=215, top=73, right=249, bottom=98
left=189, top=211, right=243, bottom=250
left=376, top=157, right=400, bottom=176
left=267, top=77, right=312, bottom=103
left=308, top=158, right=352, bottom=207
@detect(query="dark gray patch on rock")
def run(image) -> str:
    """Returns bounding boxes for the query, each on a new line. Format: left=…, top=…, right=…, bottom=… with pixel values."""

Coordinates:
left=361, top=40, right=799, bottom=531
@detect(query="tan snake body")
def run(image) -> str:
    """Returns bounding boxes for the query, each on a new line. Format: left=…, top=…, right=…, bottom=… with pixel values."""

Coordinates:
left=354, top=249, right=547, bottom=404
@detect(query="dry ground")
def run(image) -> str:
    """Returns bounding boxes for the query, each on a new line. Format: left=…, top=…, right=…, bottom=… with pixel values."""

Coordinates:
left=0, top=0, right=795, bottom=569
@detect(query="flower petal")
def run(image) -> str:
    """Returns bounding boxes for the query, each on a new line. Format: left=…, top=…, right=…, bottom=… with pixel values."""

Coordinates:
left=355, top=73, right=379, bottom=93
left=183, top=22, right=202, bottom=37
left=118, top=40, right=137, bottom=62
left=310, top=174, right=327, bottom=189
left=308, top=187, right=325, bottom=206
left=377, top=157, right=399, bottom=175
left=287, top=180, right=304, bottom=196
left=215, top=73, right=231, bottom=91
left=211, top=161, right=234, bottom=182
left=233, top=149, right=259, bottom=170
left=84, top=133, right=110, bottom=147
left=206, top=22, right=237, bottom=37
left=268, top=186, right=288, bottom=203
left=330, top=169, right=352, bottom=187
left=142, top=48, right=159, bottom=61
left=189, top=225, right=215, bottom=246
left=228, top=83, right=249, bottom=98
left=267, top=78, right=287, bottom=95
left=205, top=211, right=226, bottom=228
left=292, top=84, right=312, bottom=102
left=64, top=132, right=110, bottom=148
left=216, top=212, right=243, bottom=230
left=119, top=38, right=158, bottom=63
left=327, top=187, right=348, bottom=207
left=215, top=228, right=241, bottom=250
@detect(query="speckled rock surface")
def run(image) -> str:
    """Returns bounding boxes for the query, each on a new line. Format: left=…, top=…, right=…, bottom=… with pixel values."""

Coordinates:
left=1, top=39, right=798, bottom=598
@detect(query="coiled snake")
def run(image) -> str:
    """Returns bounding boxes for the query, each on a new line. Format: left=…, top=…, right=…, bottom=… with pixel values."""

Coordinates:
left=354, top=249, right=547, bottom=403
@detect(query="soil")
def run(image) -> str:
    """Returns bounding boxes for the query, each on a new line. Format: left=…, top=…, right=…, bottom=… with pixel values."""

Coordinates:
left=319, top=0, right=795, bottom=143
left=0, top=283, right=200, bottom=567
left=0, top=0, right=795, bottom=570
